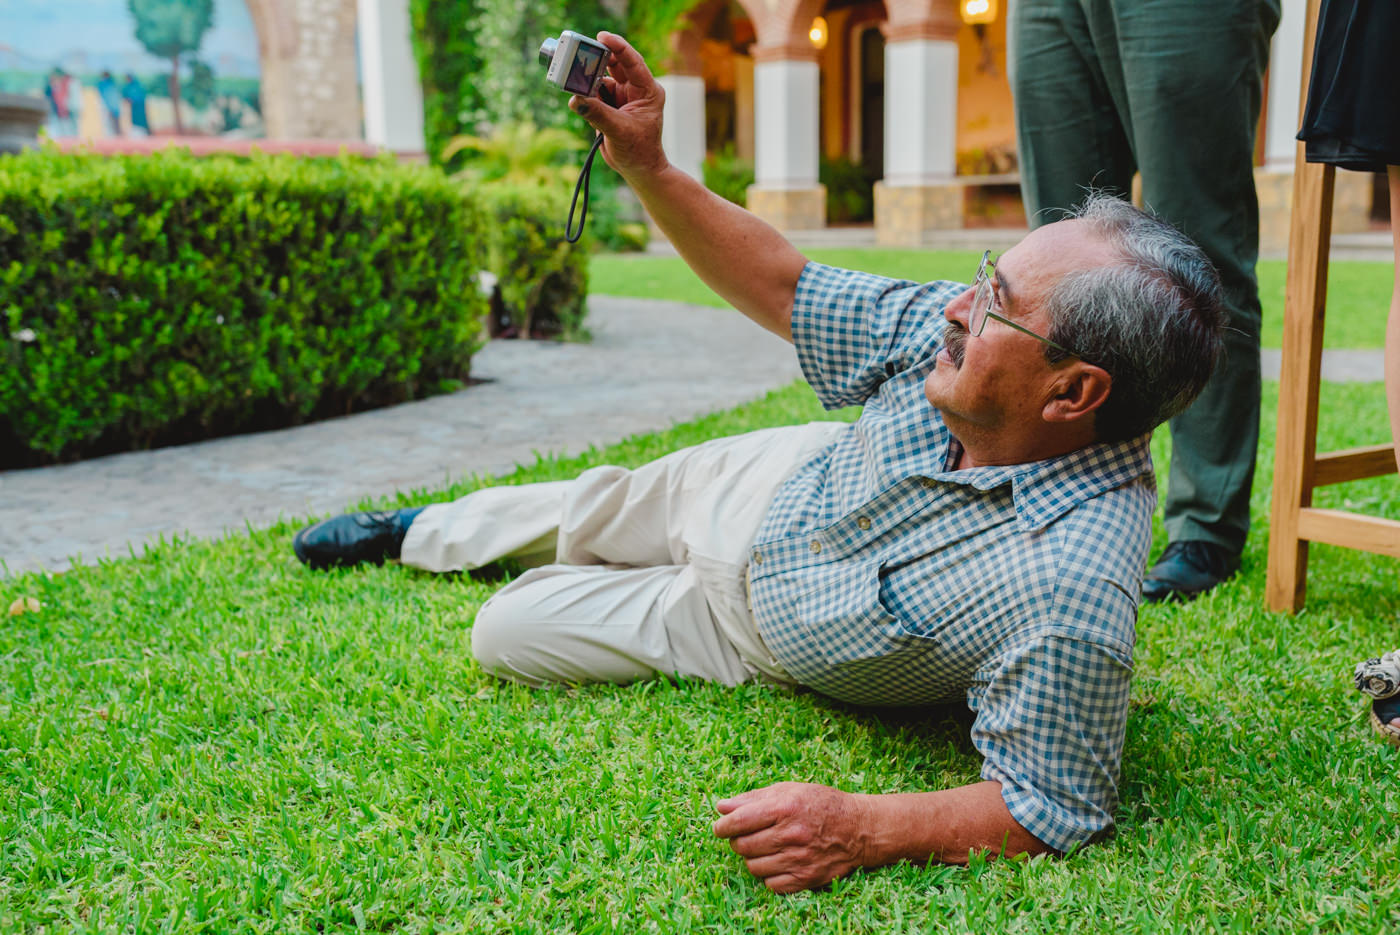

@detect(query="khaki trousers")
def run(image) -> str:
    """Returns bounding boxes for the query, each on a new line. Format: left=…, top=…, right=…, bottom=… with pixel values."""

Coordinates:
left=400, top=423, right=847, bottom=687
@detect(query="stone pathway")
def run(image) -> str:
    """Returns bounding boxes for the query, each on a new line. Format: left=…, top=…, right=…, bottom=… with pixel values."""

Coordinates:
left=0, top=295, right=1386, bottom=578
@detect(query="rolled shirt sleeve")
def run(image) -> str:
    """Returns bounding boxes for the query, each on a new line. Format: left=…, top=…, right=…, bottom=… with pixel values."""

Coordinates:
left=790, top=261, right=961, bottom=410
left=969, top=632, right=1134, bottom=853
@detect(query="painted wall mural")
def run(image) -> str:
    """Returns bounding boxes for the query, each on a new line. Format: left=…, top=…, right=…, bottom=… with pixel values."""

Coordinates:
left=0, top=0, right=264, bottom=138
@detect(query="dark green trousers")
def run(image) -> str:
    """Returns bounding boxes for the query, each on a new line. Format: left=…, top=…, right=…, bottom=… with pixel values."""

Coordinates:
left=1010, top=0, right=1280, bottom=554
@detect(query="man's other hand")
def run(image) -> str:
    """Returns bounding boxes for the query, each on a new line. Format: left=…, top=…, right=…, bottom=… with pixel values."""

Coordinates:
left=712, top=779, right=1056, bottom=893
left=712, top=782, right=872, bottom=893
left=568, top=32, right=668, bottom=181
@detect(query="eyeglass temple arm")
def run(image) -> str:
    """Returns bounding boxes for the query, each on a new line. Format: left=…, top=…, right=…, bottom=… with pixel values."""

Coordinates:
left=983, top=310, right=1079, bottom=358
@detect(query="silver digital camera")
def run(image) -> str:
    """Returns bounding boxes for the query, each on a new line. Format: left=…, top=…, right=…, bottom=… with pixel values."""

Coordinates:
left=538, top=30, right=610, bottom=97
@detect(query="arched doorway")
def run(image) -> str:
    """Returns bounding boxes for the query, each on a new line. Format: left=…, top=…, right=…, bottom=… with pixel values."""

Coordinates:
left=855, top=24, right=884, bottom=175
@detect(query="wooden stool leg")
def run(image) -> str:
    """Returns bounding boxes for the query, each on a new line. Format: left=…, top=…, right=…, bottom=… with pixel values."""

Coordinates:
left=1265, top=160, right=1334, bottom=612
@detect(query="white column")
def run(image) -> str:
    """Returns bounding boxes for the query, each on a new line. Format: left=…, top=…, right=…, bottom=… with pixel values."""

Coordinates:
left=1263, top=0, right=1308, bottom=171
left=883, top=38, right=958, bottom=184
left=657, top=74, right=706, bottom=182
left=753, top=59, right=819, bottom=188
left=357, top=0, right=426, bottom=152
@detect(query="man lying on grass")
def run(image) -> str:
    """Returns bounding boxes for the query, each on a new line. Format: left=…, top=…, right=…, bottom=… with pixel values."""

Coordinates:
left=293, top=32, right=1224, bottom=893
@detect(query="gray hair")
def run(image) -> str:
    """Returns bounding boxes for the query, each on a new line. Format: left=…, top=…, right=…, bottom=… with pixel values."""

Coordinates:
left=1043, top=194, right=1225, bottom=443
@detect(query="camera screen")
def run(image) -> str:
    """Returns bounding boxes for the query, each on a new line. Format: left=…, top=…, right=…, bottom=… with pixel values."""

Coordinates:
left=564, top=43, right=604, bottom=95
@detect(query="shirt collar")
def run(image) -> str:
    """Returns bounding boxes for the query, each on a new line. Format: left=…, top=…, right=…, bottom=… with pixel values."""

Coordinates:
left=932, top=433, right=1154, bottom=531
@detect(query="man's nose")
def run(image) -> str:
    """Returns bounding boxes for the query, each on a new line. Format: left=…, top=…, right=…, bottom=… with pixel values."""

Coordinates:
left=944, top=284, right=974, bottom=326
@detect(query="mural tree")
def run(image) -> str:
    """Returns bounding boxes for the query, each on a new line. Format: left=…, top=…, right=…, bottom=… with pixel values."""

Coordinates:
left=128, top=0, right=215, bottom=133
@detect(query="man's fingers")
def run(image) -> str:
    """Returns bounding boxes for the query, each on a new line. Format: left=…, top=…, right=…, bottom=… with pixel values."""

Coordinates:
left=739, top=852, right=791, bottom=880
left=761, top=873, right=806, bottom=894
left=714, top=786, right=765, bottom=815
left=596, top=76, right=621, bottom=107
left=725, top=828, right=783, bottom=859
left=712, top=798, right=778, bottom=839
left=568, top=93, right=616, bottom=133
left=597, top=31, right=654, bottom=86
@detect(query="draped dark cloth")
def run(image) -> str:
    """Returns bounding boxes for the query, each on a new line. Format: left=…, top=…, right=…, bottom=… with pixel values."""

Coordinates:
left=1297, top=0, right=1400, bottom=171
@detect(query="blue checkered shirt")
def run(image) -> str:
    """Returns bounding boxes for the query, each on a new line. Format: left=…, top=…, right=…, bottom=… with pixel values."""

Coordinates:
left=748, top=262, right=1156, bottom=852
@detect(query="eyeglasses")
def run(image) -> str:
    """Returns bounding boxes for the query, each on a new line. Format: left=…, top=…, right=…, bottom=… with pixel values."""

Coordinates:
left=968, top=250, right=1079, bottom=358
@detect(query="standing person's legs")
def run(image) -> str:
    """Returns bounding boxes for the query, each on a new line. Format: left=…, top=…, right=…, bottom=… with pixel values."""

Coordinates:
left=1352, top=169, right=1400, bottom=741
left=1011, top=0, right=1137, bottom=230
left=1387, top=167, right=1400, bottom=472
left=1373, top=173, right=1398, bottom=738
left=1113, top=0, right=1278, bottom=598
left=413, top=423, right=849, bottom=687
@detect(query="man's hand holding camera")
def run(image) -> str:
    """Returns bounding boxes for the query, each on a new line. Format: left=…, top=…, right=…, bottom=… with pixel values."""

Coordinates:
left=565, top=32, right=669, bottom=182
left=555, top=31, right=809, bottom=337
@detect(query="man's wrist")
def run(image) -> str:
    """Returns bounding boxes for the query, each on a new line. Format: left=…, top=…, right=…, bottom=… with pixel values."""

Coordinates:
left=849, top=792, right=909, bottom=869
left=618, top=156, right=678, bottom=193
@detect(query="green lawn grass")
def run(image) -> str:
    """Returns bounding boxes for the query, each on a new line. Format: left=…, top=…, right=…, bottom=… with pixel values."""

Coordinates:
left=3, top=371, right=1399, bottom=932
left=591, top=251, right=1396, bottom=350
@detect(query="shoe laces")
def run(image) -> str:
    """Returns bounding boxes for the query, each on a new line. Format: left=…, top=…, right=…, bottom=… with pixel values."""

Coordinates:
left=351, top=510, right=406, bottom=532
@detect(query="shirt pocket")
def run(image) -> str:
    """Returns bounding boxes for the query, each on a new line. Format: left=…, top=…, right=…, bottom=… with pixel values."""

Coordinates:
left=786, top=560, right=970, bottom=706
left=791, top=560, right=906, bottom=666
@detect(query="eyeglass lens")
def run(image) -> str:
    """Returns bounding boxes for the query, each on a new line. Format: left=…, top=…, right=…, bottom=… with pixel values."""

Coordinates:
left=969, top=252, right=991, bottom=336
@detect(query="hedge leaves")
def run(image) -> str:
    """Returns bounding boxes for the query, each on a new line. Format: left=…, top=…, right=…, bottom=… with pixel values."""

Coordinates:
left=0, top=149, right=489, bottom=465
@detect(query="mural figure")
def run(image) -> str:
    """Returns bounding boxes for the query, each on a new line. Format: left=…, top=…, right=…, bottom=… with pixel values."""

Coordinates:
left=97, top=70, right=122, bottom=134
left=43, top=67, right=77, bottom=136
left=122, top=73, right=149, bottom=135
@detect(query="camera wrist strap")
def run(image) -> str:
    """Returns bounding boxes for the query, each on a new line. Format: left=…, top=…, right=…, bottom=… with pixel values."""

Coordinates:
left=566, top=131, right=605, bottom=244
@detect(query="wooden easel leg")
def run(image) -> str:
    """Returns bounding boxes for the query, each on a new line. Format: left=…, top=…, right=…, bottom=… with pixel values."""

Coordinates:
left=1265, top=160, right=1334, bottom=612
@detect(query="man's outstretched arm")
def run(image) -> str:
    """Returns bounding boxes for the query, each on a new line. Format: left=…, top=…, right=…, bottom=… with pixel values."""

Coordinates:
left=569, top=32, right=808, bottom=341
left=711, top=780, right=1054, bottom=893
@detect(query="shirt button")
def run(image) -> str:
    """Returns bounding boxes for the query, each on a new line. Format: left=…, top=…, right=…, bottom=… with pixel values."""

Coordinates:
left=752, top=550, right=763, bottom=564
left=856, top=516, right=871, bottom=530
left=809, top=540, right=822, bottom=554
left=921, top=477, right=937, bottom=489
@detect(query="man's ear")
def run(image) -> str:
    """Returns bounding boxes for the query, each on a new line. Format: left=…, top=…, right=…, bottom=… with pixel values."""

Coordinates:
left=1042, top=363, right=1112, bottom=425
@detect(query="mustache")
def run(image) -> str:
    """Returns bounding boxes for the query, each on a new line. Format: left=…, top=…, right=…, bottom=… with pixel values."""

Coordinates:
left=942, top=322, right=967, bottom=368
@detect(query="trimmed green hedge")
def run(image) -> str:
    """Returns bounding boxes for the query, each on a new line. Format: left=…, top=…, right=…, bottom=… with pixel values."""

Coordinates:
left=0, top=149, right=488, bottom=466
left=478, top=183, right=589, bottom=339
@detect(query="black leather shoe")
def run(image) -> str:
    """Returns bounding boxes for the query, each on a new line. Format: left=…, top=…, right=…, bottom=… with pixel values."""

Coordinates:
left=1141, top=540, right=1241, bottom=604
left=293, top=507, right=424, bottom=570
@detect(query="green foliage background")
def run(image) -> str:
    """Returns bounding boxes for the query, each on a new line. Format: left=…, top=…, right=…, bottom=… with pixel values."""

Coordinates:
left=127, top=0, right=215, bottom=60
left=409, top=0, right=701, bottom=167
left=410, top=0, right=616, bottom=165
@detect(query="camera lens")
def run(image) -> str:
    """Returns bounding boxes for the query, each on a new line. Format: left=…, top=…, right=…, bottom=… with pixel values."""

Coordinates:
left=538, top=38, right=558, bottom=66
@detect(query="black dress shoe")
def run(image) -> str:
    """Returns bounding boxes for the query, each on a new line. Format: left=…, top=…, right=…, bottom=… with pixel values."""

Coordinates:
left=1141, top=540, right=1241, bottom=604
left=293, top=507, right=424, bottom=570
